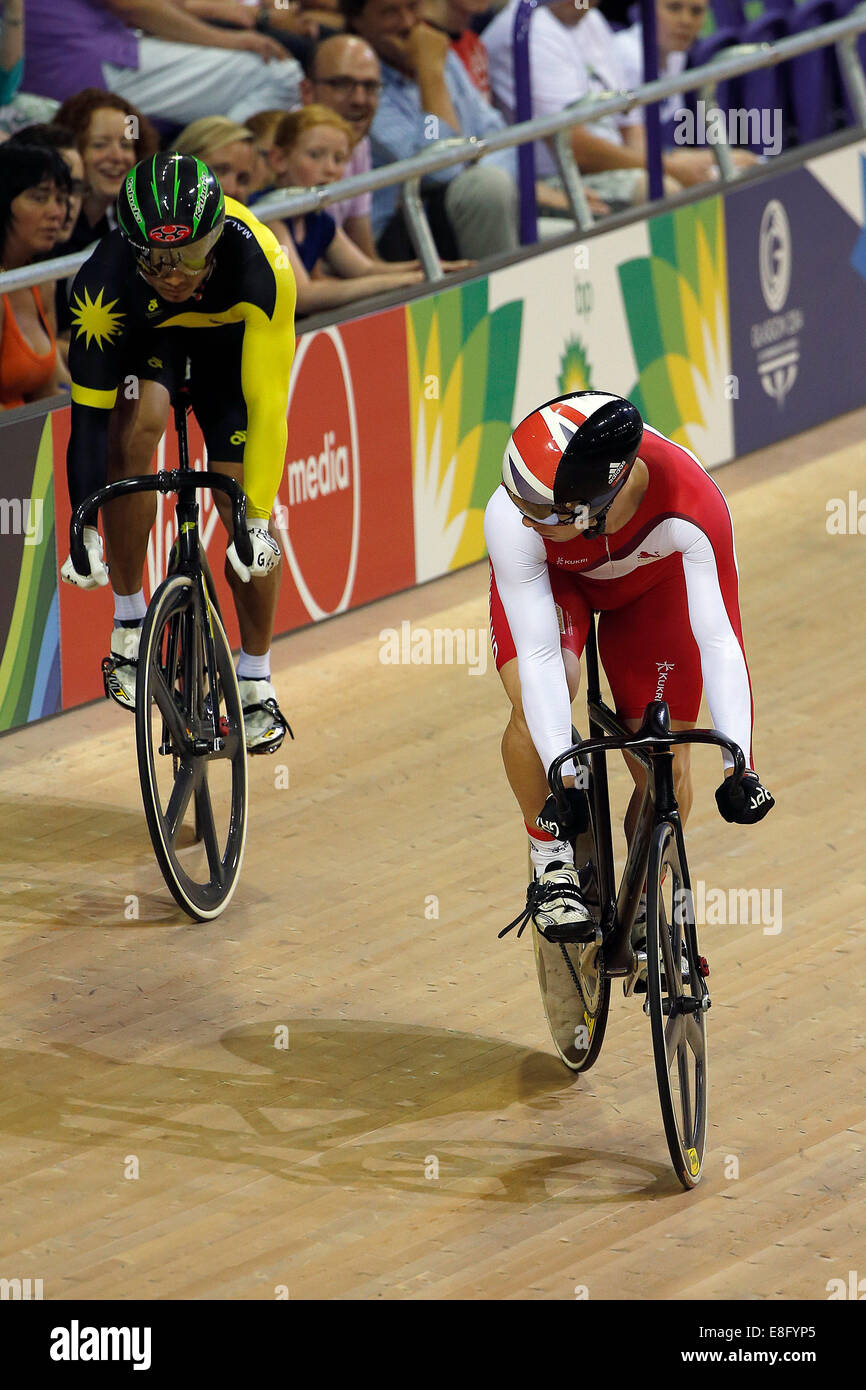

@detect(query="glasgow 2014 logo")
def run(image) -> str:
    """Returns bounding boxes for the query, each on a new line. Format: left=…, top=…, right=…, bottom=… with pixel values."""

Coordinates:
left=750, top=200, right=803, bottom=409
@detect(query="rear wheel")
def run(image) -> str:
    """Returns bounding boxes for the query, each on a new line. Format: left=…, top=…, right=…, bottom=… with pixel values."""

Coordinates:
left=646, top=820, right=709, bottom=1189
left=532, top=767, right=610, bottom=1072
left=136, top=573, right=247, bottom=920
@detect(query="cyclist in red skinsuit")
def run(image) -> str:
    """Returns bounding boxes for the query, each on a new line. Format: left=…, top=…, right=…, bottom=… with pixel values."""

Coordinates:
left=485, top=390, right=774, bottom=944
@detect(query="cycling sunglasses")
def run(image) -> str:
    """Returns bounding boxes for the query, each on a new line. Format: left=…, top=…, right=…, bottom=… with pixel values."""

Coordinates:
left=505, top=490, right=589, bottom=528
left=134, top=245, right=216, bottom=279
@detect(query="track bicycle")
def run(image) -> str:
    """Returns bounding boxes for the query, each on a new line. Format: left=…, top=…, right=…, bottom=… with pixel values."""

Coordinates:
left=523, top=613, right=746, bottom=1190
left=68, top=385, right=254, bottom=921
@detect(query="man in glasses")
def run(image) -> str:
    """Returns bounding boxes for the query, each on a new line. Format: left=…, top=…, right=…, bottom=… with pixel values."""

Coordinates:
left=300, top=33, right=384, bottom=259
left=60, top=152, right=297, bottom=754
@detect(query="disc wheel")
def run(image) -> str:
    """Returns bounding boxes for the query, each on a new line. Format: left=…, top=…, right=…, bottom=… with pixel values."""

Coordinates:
left=136, top=573, right=248, bottom=920
left=532, top=770, right=610, bottom=1072
left=646, top=820, right=709, bottom=1189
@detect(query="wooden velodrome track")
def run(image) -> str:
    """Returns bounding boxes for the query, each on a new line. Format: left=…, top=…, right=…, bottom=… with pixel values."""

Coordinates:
left=1, top=408, right=863, bottom=1302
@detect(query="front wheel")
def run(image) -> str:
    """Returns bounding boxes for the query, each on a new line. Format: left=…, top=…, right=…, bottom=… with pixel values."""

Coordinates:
left=532, top=770, right=610, bottom=1072
left=136, top=573, right=248, bottom=920
left=646, top=820, right=709, bottom=1189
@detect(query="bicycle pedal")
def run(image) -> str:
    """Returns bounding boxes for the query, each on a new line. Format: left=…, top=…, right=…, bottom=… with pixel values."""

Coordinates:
left=246, top=729, right=286, bottom=755
left=100, top=656, right=115, bottom=700
left=539, top=922, right=601, bottom=946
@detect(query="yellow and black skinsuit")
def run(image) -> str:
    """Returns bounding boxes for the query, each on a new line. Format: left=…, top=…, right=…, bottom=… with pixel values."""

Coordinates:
left=67, top=197, right=296, bottom=521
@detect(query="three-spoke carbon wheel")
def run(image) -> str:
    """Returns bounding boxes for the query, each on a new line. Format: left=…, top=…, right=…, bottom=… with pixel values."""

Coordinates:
left=646, top=820, right=709, bottom=1189
left=136, top=573, right=248, bottom=920
left=532, top=778, right=610, bottom=1073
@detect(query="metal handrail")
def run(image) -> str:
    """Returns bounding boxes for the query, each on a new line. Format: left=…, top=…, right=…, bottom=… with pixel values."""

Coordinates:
left=2, top=4, right=865, bottom=292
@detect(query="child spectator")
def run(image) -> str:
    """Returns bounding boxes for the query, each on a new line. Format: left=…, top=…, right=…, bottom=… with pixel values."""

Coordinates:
left=265, top=105, right=424, bottom=313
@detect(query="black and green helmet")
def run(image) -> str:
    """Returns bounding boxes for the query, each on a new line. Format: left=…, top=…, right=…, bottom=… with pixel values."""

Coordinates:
left=117, top=153, right=225, bottom=273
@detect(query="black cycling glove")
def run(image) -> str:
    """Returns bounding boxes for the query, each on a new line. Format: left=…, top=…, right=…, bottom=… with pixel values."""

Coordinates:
left=715, top=771, right=775, bottom=825
left=536, top=788, right=590, bottom=840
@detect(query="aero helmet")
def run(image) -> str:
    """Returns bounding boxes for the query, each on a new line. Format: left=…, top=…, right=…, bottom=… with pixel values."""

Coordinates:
left=117, top=153, right=225, bottom=276
left=502, top=391, right=644, bottom=532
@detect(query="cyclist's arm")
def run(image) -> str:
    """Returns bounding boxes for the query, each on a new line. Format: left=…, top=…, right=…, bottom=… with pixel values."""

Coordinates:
left=484, top=486, right=575, bottom=778
left=238, top=239, right=297, bottom=520
left=65, top=260, right=129, bottom=510
left=670, top=515, right=755, bottom=770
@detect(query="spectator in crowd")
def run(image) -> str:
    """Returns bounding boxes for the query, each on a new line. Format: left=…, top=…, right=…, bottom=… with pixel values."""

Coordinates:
left=0, top=144, right=69, bottom=408
left=245, top=108, right=288, bottom=193
left=50, top=91, right=158, bottom=340
left=56, top=91, right=158, bottom=255
left=264, top=105, right=424, bottom=312
left=301, top=33, right=471, bottom=269
left=7, top=123, right=86, bottom=243
left=614, top=0, right=706, bottom=128
left=1, top=0, right=23, bottom=107
left=0, top=0, right=58, bottom=135
left=301, top=34, right=381, bottom=253
left=483, top=0, right=719, bottom=209
left=22, top=0, right=304, bottom=126
left=174, top=116, right=257, bottom=201
left=181, top=0, right=346, bottom=64
left=422, top=0, right=492, bottom=98
left=6, top=122, right=86, bottom=373
left=342, top=0, right=520, bottom=261
left=614, top=0, right=758, bottom=168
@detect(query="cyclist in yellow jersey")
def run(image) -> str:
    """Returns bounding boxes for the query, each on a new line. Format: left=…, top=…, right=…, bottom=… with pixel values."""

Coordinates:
left=61, top=152, right=296, bottom=752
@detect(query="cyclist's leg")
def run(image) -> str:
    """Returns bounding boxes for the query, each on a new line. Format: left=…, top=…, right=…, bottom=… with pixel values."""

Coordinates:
left=491, top=565, right=590, bottom=825
left=209, top=458, right=282, bottom=655
left=188, top=327, right=281, bottom=661
left=499, top=650, right=582, bottom=825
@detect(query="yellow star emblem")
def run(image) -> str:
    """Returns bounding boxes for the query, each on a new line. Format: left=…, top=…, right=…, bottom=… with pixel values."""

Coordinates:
left=70, top=286, right=125, bottom=350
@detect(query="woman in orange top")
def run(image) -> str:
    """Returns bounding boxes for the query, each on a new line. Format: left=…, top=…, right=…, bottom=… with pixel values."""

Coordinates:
left=0, top=144, right=70, bottom=410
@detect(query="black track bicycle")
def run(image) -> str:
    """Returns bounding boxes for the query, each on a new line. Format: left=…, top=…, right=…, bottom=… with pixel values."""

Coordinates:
left=69, top=387, right=253, bottom=921
left=525, top=614, right=746, bottom=1190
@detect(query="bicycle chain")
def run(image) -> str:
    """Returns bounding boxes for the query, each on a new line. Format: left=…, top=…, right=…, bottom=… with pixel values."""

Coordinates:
left=558, top=940, right=604, bottom=1021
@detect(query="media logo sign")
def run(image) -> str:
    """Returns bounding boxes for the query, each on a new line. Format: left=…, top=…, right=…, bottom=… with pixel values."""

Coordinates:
left=276, top=327, right=361, bottom=621
left=750, top=200, right=803, bottom=408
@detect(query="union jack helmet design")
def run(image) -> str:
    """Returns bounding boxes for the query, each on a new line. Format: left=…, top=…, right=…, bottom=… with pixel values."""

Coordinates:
left=502, top=391, right=644, bottom=518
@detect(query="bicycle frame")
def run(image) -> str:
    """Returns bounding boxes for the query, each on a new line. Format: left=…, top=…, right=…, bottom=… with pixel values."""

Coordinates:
left=549, top=616, right=746, bottom=980
left=68, top=390, right=254, bottom=751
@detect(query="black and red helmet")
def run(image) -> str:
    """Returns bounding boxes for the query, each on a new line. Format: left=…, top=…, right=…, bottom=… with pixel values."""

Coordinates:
left=117, top=153, right=225, bottom=275
left=502, top=391, right=644, bottom=525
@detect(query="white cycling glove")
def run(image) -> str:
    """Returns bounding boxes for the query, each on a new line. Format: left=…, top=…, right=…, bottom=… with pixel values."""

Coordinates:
left=226, top=518, right=281, bottom=583
left=60, top=525, right=110, bottom=589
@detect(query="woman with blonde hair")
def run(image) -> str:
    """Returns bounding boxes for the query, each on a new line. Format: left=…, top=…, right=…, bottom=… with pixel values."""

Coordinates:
left=263, top=104, right=423, bottom=314
left=174, top=115, right=256, bottom=202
